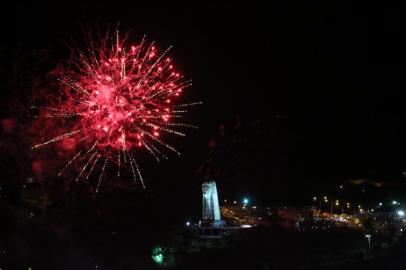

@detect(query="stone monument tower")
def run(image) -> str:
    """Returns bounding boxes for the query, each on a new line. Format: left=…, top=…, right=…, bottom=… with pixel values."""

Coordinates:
left=202, top=181, right=224, bottom=227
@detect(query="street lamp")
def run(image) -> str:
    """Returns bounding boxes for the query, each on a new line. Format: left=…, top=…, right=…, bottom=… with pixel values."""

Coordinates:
left=397, top=210, right=405, bottom=217
left=335, top=200, right=344, bottom=214
left=242, top=198, right=250, bottom=217
left=365, top=234, right=371, bottom=254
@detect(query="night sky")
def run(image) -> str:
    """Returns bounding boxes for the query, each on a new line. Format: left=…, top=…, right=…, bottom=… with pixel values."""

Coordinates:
left=2, top=1, right=406, bottom=208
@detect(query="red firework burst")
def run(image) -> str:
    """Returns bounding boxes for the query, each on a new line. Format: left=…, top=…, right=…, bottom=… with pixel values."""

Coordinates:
left=31, top=30, right=199, bottom=192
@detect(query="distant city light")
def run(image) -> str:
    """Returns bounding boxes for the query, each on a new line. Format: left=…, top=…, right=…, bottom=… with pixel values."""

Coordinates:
left=339, top=185, right=343, bottom=189
left=379, top=202, right=383, bottom=207
left=233, top=200, right=237, bottom=204
left=186, top=221, right=190, bottom=226
left=393, top=201, right=398, bottom=205
left=313, top=196, right=317, bottom=201
left=243, top=198, right=249, bottom=204
left=397, top=210, right=405, bottom=217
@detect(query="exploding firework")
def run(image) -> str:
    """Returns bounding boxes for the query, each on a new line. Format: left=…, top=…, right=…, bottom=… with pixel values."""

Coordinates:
left=31, top=29, right=199, bottom=192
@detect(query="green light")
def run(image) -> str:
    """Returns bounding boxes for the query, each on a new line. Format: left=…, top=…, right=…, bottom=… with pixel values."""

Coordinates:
left=151, top=246, right=175, bottom=267
left=151, top=247, right=164, bottom=266
left=152, top=253, right=164, bottom=265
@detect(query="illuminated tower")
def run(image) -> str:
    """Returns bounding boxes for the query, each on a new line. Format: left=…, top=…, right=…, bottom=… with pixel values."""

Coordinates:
left=202, top=181, right=223, bottom=227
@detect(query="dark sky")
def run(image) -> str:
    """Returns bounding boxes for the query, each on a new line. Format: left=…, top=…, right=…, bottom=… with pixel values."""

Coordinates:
left=2, top=1, right=406, bottom=206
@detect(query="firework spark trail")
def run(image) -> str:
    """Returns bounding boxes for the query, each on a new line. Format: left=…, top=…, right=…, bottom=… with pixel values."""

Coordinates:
left=76, top=151, right=97, bottom=181
left=117, top=152, right=121, bottom=177
left=82, top=141, right=97, bottom=160
left=95, top=157, right=108, bottom=193
left=143, top=123, right=186, bottom=136
left=122, top=148, right=127, bottom=164
left=143, top=131, right=181, bottom=155
left=130, top=153, right=145, bottom=188
left=32, top=130, right=81, bottom=150
left=31, top=30, right=200, bottom=191
left=43, top=114, right=76, bottom=118
left=139, top=46, right=173, bottom=85
left=58, top=78, right=91, bottom=95
left=142, top=141, right=160, bottom=162
left=86, top=154, right=100, bottom=180
left=128, top=151, right=137, bottom=183
left=58, top=150, right=82, bottom=176
left=173, top=102, right=203, bottom=108
left=166, top=123, right=199, bottom=129
left=31, top=106, right=69, bottom=113
left=77, top=136, right=89, bottom=143
left=171, top=110, right=188, bottom=113
left=148, top=143, right=168, bottom=160
left=135, top=35, right=145, bottom=62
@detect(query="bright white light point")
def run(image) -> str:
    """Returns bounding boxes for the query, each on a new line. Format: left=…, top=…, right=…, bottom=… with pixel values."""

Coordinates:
left=397, top=210, right=405, bottom=217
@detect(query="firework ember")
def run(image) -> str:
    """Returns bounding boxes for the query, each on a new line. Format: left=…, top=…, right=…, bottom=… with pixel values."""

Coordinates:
left=31, top=30, right=199, bottom=191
